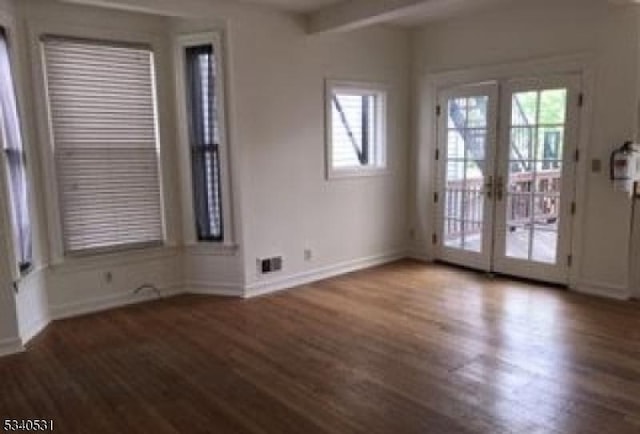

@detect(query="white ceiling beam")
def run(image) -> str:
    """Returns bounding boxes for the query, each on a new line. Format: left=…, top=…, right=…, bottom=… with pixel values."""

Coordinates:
left=309, top=0, right=497, bottom=33
left=307, top=0, right=436, bottom=33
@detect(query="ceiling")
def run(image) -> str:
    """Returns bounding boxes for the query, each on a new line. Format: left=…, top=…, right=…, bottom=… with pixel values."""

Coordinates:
left=235, top=0, right=344, bottom=13
left=59, top=0, right=624, bottom=31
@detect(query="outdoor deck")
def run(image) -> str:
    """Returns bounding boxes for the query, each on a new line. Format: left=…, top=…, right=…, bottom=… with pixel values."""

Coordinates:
left=444, top=172, right=560, bottom=264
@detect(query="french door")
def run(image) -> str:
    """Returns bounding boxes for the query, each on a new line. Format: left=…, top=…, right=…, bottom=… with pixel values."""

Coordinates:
left=435, top=75, right=580, bottom=284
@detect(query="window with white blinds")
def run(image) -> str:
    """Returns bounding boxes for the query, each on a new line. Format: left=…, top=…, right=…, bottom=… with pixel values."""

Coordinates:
left=42, top=37, right=163, bottom=254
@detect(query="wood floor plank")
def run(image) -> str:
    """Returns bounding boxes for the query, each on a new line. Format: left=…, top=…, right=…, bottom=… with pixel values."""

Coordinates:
left=2, top=260, right=640, bottom=433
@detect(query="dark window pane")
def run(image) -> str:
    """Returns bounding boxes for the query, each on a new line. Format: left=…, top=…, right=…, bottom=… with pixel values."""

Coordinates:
left=186, top=44, right=223, bottom=241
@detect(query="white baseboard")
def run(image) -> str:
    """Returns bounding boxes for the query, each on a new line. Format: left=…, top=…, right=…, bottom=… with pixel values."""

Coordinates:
left=186, top=281, right=243, bottom=297
left=0, top=337, right=24, bottom=357
left=15, top=268, right=51, bottom=345
left=244, top=251, right=405, bottom=298
left=50, top=284, right=186, bottom=320
left=572, top=280, right=630, bottom=301
left=20, top=315, right=50, bottom=345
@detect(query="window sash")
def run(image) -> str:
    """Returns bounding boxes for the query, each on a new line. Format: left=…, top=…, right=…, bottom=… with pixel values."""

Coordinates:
left=0, top=29, right=32, bottom=271
left=185, top=44, right=223, bottom=242
left=43, top=37, right=163, bottom=254
left=329, top=86, right=385, bottom=172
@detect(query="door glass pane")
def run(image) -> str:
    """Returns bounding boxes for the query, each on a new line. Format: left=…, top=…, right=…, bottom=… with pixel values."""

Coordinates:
left=448, top=98, right=467, bottom=129
left=539, top=89, right=567, bottom=124
left=443, top=94, right=489, bottom=253
left=465, top=131, right=486, bottom=160
left=511, top=91, right=538, bottom=126
left=505, top=194, right=531, bottom=260
left=505, top=88, right=567, bottom=264
left=446, top=160, right=465, bottom=182
left=447, top=130, right=465, bottom=159
left=506, top=223, right=531, bottom=260
left=467, top=96, right=488, bottom=127
left=510, top=127, right=535, bottom=160
left=444, top=219, right=461, bottom=248
left=531, top=195, right=559, bottom=263
left=533, top=227, right=558, bottom=264
left=445, top=190, right=463, bottom=219
left=534, top=166, right=562, bottom=193
left=462, top=221, right=482, bottom=252
left=508, top=161, right=534, bottom=193
left=537, top=126, right=564, bottom=161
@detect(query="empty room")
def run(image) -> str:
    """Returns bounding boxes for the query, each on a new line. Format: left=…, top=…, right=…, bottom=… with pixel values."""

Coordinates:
left=1, top=0, right=640, bottom=432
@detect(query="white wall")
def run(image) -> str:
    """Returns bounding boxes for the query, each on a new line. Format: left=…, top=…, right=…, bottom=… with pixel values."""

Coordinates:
left=226, top=14, right=411, bottom=292
left=411, top=0, right=640, bottom=298
left=171, top=8, right=411, bottom=295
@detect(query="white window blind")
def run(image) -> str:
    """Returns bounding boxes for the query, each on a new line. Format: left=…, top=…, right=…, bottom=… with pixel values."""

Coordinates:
left=42, top=37, right=163, bottom=253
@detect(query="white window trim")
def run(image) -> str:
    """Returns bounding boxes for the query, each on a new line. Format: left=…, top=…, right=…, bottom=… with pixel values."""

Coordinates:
left=174, top=31, right=235, bottom=250
left=325, top=79, right=389, bottom=180
left=28, top=21, right=173, bottom=265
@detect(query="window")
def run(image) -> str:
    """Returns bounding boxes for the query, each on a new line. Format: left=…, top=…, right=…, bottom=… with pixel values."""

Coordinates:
left=42, top=37, right=163, bottom=254
left=185, top=44, right=222, bottom=241
left=182, top=38, right=227, bottom=242
left=0, top=29, right=32, bottom=272
left=326, top=80, right=387, bottom=178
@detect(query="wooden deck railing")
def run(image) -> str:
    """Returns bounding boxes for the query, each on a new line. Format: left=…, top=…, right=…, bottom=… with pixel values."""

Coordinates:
left=445, top=169, right=561, bottom=239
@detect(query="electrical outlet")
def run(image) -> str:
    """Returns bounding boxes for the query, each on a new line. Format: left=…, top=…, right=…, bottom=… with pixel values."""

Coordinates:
left=304, top=249, right=312, bottom=261
left=258, top=257, right=283, bottom=274
left=271, top=257, right=282, bottom=271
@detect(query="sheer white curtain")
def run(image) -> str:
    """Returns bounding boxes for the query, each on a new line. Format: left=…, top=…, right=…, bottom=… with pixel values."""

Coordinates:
left=0, top=30, right=31, bottom=270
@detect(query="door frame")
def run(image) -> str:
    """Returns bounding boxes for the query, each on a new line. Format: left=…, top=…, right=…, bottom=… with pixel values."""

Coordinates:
left=418, top=54, right=595, bottom=289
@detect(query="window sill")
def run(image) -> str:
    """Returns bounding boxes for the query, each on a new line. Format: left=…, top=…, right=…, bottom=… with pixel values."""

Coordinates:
left=184, top=242, right=239, bottom=257
left=326, top=167, right=390, bottom=180
left=19, top=262, right=34, bottom=277
left=14, top=263, right=46, bottom=284
left=49, top=244, right=180, bottom=274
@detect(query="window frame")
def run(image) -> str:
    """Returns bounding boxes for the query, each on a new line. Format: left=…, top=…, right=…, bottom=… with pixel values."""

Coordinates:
left=30, top=23, right=172, bottom=264
left=175, top=31, right=234, bottom=250
left=325, top=79, right=388, bottom=180
left=0, top=16, right=33, bottom=280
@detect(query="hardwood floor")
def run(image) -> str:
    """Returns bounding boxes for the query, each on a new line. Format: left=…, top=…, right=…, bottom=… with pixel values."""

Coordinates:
left=2, top=260, right=640, bottom=433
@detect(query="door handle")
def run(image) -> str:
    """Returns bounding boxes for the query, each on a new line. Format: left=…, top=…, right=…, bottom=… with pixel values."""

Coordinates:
left=496, top=176, right=504, bottom=201
left=485, top=176, right=494, bottom=199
